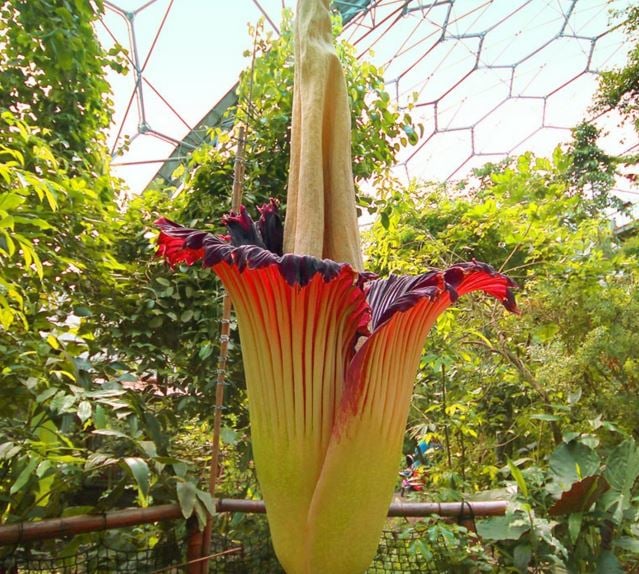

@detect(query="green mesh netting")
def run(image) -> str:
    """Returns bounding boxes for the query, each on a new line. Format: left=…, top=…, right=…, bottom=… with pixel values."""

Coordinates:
left=0, top=514, right=482, bottom=573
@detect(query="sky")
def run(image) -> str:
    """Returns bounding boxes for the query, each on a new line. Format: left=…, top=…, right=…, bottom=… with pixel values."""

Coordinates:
left=97, top=0, right=638, bottom=221
left=98, top=0, right=288, bottom=193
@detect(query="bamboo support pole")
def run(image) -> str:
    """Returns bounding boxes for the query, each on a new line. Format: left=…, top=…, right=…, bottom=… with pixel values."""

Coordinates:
left=197, top=125, right=247, bottom=574
left=0, top=504, right=183, bottom=545
left=0, top=499, right=507, bottom=545
left=386, top=500, right=506, bottom=518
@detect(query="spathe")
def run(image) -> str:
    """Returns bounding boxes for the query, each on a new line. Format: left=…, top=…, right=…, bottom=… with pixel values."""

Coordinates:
left=156, top=208, right=517, bottom=573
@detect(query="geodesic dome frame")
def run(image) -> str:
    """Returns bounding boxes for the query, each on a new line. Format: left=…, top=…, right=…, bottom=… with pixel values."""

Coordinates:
left=100, top=0, right=638, bottom=216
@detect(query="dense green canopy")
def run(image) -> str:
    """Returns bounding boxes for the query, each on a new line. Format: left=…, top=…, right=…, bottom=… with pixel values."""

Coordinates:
left=1, top=2, right=639, bottom=572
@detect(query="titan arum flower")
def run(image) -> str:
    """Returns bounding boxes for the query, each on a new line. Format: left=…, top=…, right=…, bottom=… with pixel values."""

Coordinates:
left=156, top=202, right=517, bottom=573
left=155, top=1, right=517, bottom=572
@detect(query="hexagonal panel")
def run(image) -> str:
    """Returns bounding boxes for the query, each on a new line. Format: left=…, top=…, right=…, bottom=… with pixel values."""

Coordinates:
left=396, top=36, right=479, bottom=103
left=511, top=37, right=591, bottom=97
left=103, top=0, right=638, bottom=194
left=449, top=152, right=509, bottom=181
left=510, top=126, right=572, bottom=156
left=563, top=1, right=615, bottom=37
left=403, top=129, right=473, bottom=181
left=474, top=98, right=544, bottom=154
left=113, top=135, right=175, bottom=194
left=449, top=0, right=570, bottom=39
left=411, top=103, right=438, bottom=141
left=544, top=73, right=599, bottom=128
left=355, top=2, right=450, bottom=64
left=590, top=29, right=631, bottom=72
left=446, top=0, right=518, bottom=37
left=479, top=1, right=567, bottom=66
left=594, top=109, right=638, bottom=156
left=436, top=67, right=512, bottom=130
left=382, top=17, right=443, bottom=81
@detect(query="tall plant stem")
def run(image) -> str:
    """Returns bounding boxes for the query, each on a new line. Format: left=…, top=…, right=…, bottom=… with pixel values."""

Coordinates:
left=197, top=125, right=246, bottom=574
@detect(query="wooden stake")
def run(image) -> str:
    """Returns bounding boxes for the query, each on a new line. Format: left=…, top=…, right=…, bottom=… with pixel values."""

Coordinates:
left=186, top=517, right=203, bottom=574
left=198, top=125, right=246, bottom=573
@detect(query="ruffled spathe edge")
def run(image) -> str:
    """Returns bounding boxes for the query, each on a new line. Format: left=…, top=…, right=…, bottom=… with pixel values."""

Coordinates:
left=156, top=216, right=352, bottom=288
left=155, top=202, right=518, bottom=328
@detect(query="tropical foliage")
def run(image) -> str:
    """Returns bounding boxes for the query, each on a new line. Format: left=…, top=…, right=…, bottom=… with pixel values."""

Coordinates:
left=364, top=145, right=639, bottom=571
left=1, top=1, right=639, bottom=572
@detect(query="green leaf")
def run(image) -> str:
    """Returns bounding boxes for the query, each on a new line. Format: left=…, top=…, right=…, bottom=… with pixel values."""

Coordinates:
left=475, top=515, right=529, bottom=541
left=93, top=405, right=107, bottom=429
left=86, top=389, right=127, bottom=398
left=549, top=441, right=600, bottom=491
left=73, top=305, right=93, bottom=317
left=602, top=439, right=639, bottom=523
left=0, top=193, right=25, bottom=211
left=220, top=427, right=239, bottom=445
left=562, top=431, right=581, bottom=443
left=85, top=453, right=119, bottom=471
left=173, top=462, right=187, bottom=478
left=513, top=544, right=531, bottom=573
left=0, top=442, right=21, bottom=459
left=171, top=164, right=185, bottom=179
left=568, top=512, right=583, bottom=544
left=176, top=480, right=197, bottom=519
left=198, top=343, right=213, bottom=360
left=0, top=215, right=15, bottom=229
left=36, top=387, right=59, bottom=404
left=196, top=489, right=216, bottom=517
left=123, top=457, right=150, bottom=505
left=596, top=550, right=623, bottom=574
left=567, top=388, right=582, bottom=405
left=411, top=539, right=432, bottom=560
left=46, top=334, right=60, bottom=350
left=93, top=429, right=129, bottom=439
left=508, top=459, right=528, bottom=498
left=10, top=458, right=38, bottom=495
left=193, top=499, right=208, bottom=530
left=530, top=413, right=560, bottom=421
left=137, top=440, right=157, bottom=458
left=614, top=536, right=639, bottom=553
left=604, top=438, right=639, bottom=494
left=77, top=400, right=92, bottom=423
